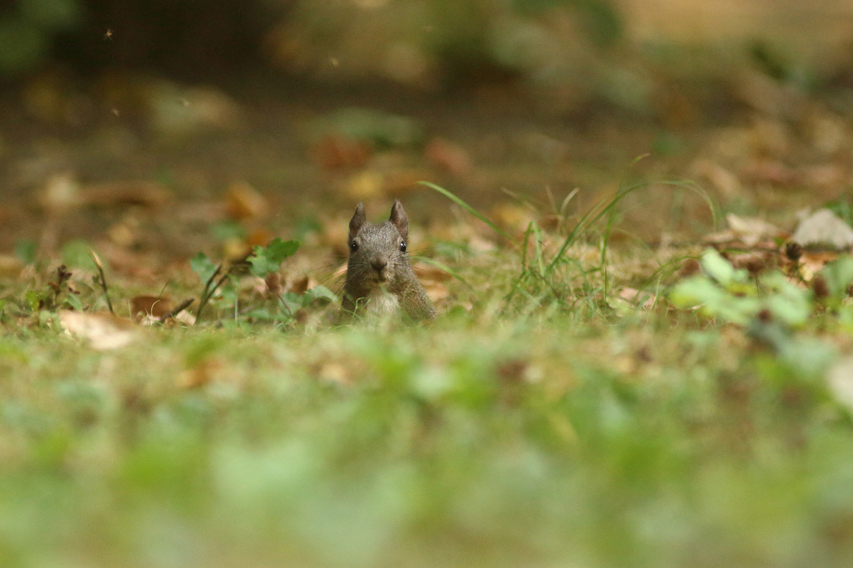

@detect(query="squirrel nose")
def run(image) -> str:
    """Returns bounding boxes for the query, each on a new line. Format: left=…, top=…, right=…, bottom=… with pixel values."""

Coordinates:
left=370, top=256, right=387, bottom=272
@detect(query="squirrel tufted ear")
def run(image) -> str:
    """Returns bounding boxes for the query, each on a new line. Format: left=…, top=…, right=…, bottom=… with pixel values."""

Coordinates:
left=349, top=203, right=366, bottom=240
left=388, top=199, right=409, bottom=240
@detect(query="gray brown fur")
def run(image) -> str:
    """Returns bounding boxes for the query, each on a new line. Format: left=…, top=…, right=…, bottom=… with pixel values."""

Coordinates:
left=341, top=200, right=436, bottom=322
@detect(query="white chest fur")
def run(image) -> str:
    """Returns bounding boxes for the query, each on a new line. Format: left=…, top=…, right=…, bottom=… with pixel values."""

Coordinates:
left=365, top=287, right=400, bottom=317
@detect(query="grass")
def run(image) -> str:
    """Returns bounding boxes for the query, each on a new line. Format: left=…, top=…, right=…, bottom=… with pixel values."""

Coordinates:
left=1, top=186, right=853, bottom=567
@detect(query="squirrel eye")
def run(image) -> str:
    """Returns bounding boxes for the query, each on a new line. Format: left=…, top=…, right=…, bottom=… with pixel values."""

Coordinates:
left=350, top=241, right=359, bottom=252
left=399, top=241, right=407, bottom=253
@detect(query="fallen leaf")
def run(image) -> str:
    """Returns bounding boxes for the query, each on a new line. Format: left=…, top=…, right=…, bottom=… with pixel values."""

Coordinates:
left=344, top=171, right=384, bottom=200
left=798, top=250, right=840, bottom=282
left=288, top=275, right=315, bottom=295
left=149, top=82, right=242, bottom=136
left=318, top=362, right=351, bottom=384
left=424, top=137, right=472, bottom=176
left=489, top=203, right=536, bottom=234
left=130, top=295, right=175, bottom=322
left=107, top=220, right=138, bottom=247
left=59, top=311, right=142, bottom=350
left=178, top=358, right=222, bottom=389
left=266, top=272, right=284, bottom=296
left=173, top=311, right=196, bottom=326
left=81, top=181, right=171, bottom=208
left=0, top=255, right=24, bottom=278
left=246, top=229, right=274, bottom=247
left=691, top=159, right=741, bottom=198
left=382, top=170, right=430, bottom=195
left=740, top=159, right=799, bottom=186
left=225, top=181, right=269, bottom=220
left=726, top=251, right=775, bottom=275
left=725, top=213, right=781, bottom=247
left=792, top=209, right=853, bottom=250
left=311, top=134, right=372, bottom=170
left=413, top=262, right=452, bottom=282
left=422, top=279, right=450, bottom=303
left=39, top=173, right=82, bottom=212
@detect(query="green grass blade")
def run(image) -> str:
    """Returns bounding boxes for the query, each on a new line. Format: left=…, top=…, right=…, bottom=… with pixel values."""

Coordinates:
left=419, top=181, right=517, bottom=247
left=414, top=256, right=474, bottom=290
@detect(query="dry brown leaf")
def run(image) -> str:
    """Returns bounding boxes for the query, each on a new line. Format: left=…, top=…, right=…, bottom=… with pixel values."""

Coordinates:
left=422, top=280, right=450, bottom=303
left=98, top=246, right=159, bottom=281
left=678, top=258, right=701, bottom=278
left=414, top=262, right=452, bottom=283
left=726, top=251, right=775, bottom=275
left=424, top=137, right=472, bottom=176
left=288, top=275, right=312, bottom=295
left=801, top=163, right=847, bottom=189
left=246, top=229, right=274, bottom=247
left=173, top=311, right=197, bottom=326
left=489, top=203, right=536, bottom=234
left=703, top=214, right=783, bottom=249
left=0, top=255, right=24, bottom=278
left=225, top=181, right=269, bottom=220
left=130, top=295, right=175, bottom=322
left=318, top=362, right=351, bottom=384
left=39, top=173, right=82, bottom=212
left=791, top=209, right=853, bottom=250
left=107, top=221, right=138, bottom=247
left=149, top=83, right=242, bottom=136
left=740, top=160, right=799, bottom=186
left=311, top=134, right=372, bottom=170
left=344, top=171, right=384, bottom=200
left=178, top=359, right=222, bottom=389
left=799, top=250, right=840, bottom=282
left=81, top=181, right=171, bottom=208
left=691, top=159, right=741, bottom=198
left=59, top=311, right=142, bottom=350
left=382, top=170, right=430, bottom=195
left=266, top=272, right=284, bottom=296
left=725, top=213, right=781, bottom=247
left=223, top=239, right=253, bottom=263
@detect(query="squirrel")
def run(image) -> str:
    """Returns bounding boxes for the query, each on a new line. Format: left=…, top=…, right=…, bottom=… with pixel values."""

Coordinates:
left=341, top=200, right=436, bottom=322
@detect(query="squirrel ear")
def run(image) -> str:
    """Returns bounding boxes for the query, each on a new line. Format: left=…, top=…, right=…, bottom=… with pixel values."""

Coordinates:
left=349, top=203, right=366, bottom=240
left=389, top=199, right=409, bottom=240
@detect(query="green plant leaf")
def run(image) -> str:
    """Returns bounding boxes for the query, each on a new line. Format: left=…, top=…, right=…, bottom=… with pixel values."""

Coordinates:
left=761, top=271, right=811, bottom=327
left=280, top=292, right=304, bottom=314
left=669, top=276, right=722, bottom=308
left=191, top=252, right=218, bottom=284
left=669, top=275, right=760, bottom=325
left=20, top=0, right=82, bottom=31
left=700, top=249, right=742, bottom=286
left=14, top=240, right=37, bottom=265
left=63, top=293, right=84, bottom=312
left=305, top=286, right=338, bottom=304
left=0, top=19, right=47, bottom=75
left=249, top=239, right=300, bottom=278
left=823, top=256, right=853, bottom=299
left=61, top=239, right=94, bottom=269
left=25, top=290, right=44, bottom=311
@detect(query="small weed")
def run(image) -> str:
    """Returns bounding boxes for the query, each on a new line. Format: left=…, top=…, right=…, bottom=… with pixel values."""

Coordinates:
left=191, top=237, right=336, bottom=326
left=423, top=179, right=715, bottom=318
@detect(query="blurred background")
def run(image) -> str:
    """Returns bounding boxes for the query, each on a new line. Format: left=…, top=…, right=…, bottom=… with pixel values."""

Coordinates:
left=1, top=0, right=853, bottom=255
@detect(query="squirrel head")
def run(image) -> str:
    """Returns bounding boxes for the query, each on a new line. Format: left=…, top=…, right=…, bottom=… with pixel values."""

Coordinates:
left=347, top=200, right=411, bottom=287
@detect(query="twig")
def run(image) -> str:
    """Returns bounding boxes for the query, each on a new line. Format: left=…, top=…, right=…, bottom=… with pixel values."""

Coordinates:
left=195, top=265, right=231, bottom=324
left=160, top=298, right=195, bottom=322
left=88, top=250, right=114, bottom=314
